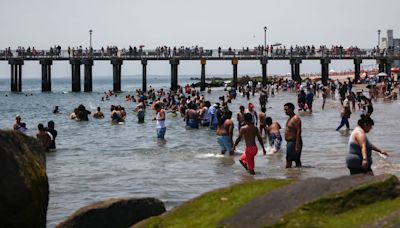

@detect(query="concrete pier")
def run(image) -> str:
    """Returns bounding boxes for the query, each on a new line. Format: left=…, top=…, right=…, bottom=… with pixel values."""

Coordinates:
left=9, top=59, right=24, bottom=92
left=260, top=57, right=268, bottom=86
left=354, top=58, right=362, bottom=83
left=70, top=59, right=82, bottom=92
left=321, top=58, right=331, bottom=85
left=232, top=58, right=238, bottom=89
left=83, top=59, right=93, bottom=92
left=141, top=59, right=147, bottom=92
left=40, top=59, right=52, bottom=92
left=111, top=58, right=123, bottom=92
left=200, top=58, right=206, bottom=91
left=170, top=59, right=179, bottom=91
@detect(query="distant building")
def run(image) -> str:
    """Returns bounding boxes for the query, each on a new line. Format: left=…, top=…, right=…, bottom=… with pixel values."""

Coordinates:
left=380, top=29, right=400, bottom=68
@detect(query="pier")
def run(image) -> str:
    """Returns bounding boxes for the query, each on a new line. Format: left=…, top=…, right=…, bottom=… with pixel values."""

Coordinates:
left=1, top=48, right=400, bottom=92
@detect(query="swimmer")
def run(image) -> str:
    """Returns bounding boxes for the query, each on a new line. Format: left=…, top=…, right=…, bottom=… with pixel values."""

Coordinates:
left=13, top=115, right=27, bottom=134
left=233, top=113, right=266, bottom=175
left=93, top=107, right=105, bottom=119
left=46, top=121, right=57, bottom=150
left=53, top=106, right=59, bottom=114
left=265, top=117, right=282, bottom=152
left=36, top=123, right=52, bottom=152
left=216, top=111, right=234, bottom=155
left=69, top=108, right=79, bottom=120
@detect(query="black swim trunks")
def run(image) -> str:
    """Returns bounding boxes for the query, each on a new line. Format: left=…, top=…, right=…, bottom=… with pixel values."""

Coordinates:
left=286, top=140, right=302, bottom=162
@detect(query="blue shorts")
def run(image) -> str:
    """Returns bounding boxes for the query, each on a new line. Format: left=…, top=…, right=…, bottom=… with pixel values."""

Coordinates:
left=268, top=133, right=282, bottom=150
left=188, top=119, right=199, bottom=129
left=157, top=127, right=166, bottom=139
left=217, top=135, right=232, bottom=153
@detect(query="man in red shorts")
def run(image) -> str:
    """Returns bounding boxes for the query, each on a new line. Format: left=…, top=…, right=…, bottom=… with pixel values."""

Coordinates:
left=233, top=113, right=266, bottom=175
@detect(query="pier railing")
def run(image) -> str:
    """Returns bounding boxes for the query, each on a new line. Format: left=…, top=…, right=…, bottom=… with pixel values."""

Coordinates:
left=1, top=48, right=400, bottom=60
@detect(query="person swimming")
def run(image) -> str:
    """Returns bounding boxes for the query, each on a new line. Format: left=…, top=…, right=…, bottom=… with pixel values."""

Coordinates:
left=265, top=117, right=282, bottom=152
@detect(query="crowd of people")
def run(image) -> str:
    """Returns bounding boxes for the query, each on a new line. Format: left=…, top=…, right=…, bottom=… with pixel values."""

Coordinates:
left=10, top=73, right=398, bottom=176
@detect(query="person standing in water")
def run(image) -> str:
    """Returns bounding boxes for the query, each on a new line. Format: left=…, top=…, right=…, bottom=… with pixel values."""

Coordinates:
left=233, top=113, right=266, bottom=175
left=266, top=117, right=282, bottom=152
left=46, top=121, right=57, bottom=150
left=284, top=103, right=302, bottom=168
left=154, top=102, right=166, bottom=139
left=346, top=115, right=388, bottom=175
left=216, top=111, right=234, bottom=155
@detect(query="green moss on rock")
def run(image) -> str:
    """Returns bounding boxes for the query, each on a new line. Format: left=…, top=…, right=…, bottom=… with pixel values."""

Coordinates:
left=134, top=179, right=291, bottom=228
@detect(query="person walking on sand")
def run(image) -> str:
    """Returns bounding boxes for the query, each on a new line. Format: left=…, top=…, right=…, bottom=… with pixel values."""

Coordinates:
left=233, top=113, right=266, bottom=175
left=284, top=102, right=302, bottom=168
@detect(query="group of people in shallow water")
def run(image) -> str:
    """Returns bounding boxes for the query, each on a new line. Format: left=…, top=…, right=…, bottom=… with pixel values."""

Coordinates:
left=13, top=115, right=57, bottom=152
left=10, top=76, right=396, bottom=176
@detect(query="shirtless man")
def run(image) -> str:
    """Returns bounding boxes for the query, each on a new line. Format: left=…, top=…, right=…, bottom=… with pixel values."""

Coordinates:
left=265, top=117, right=282, bottom=152
left=216, top=111, right=234, bottom=155
left=93, top=107, right=104, bottom=119
left=36, top=123, right=52, bottom=152
left=284, top=102, right=302, bottom=168
left=258, top=107, right=267, bottom=137
left=13, top=115, right=27, bottom=134
left=233, top=113, right=266, bottom=175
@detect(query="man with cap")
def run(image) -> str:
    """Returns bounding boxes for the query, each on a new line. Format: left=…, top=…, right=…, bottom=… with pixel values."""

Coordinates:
left=245, top=103, right=258, bottom=126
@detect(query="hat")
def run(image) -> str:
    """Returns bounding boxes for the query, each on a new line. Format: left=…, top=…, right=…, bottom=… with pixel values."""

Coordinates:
left=248, top=103, right=254, bottom=109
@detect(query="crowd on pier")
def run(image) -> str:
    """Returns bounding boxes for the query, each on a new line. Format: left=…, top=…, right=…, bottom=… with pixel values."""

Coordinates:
left=2, top=44, right=400, bottom=59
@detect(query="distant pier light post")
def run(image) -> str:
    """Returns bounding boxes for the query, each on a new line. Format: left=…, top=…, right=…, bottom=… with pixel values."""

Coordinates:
left=263, top=26, right=267, bottom=55
left=377, top=29, right=381, bottom=47
left=89, top=29, right=93, bottom=56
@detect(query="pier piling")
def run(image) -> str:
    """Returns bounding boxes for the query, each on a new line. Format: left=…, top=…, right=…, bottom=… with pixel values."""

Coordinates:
left=40, top=59, right=52, bottom=92
left=260, top=57, right=268, bottom=86
left=200, top=58, right=206, bottom=91
left=170, top=59, right=180, bottom=91
left=111, top=58, right=123, bottom=92
left=83, top=59, right=93, bottom=92
left=70, top=59, right=82, bottom=92
left=232, top=58, right=238, bottom=89
left=142, top=59, right=147, bottom=92
left=9, top=59, right=24, bottom=92
left=321, top=58, right=331, bottom=85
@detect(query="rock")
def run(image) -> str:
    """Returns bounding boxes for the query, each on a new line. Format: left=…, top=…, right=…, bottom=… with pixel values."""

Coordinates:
left=222, top=174, right=399, bottom=228
left=0, top=130, right=49, bottom=228
left=57, top=197, right=165, bottom=228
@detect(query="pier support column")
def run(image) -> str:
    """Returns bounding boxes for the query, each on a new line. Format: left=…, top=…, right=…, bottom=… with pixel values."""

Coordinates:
left=40, top=59, right=52, bottom=92
left=321, top=58, right=331, bottom=86
left=170, top=59, right=180, bottom=91
left=111, top=58, right=123, bottom=92
left=385, top=58, right=392, bottom=78
left=260, top=57, right=268, bottom=86
left=354, top=58, right=362, bottom=83
left=70, top=59, right=82, bottom=92
left=142, top=59, right=147, bottom=92
left=290, top=61, right=295, bottom=81
left=200, top=58, right=206, bottom=91
left=232, top=58, right=238, bottom=89
left=9, top=59, right=24, bottom=92
left=83, top=59, right=93, bottom=92
left=377, top=58, right=386, bottom=73
left=290, top=58, right=302, bottom=82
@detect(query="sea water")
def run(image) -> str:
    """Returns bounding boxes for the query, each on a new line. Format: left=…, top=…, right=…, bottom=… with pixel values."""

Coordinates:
left=0, top=76, right=399, bottom=227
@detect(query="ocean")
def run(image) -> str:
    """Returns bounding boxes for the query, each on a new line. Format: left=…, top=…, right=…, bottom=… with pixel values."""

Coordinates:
left=0, top=76, right=399, bottom=227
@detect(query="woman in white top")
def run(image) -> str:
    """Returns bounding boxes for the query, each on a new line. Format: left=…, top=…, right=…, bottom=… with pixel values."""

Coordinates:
left=154, top=102, right=166, bottom=139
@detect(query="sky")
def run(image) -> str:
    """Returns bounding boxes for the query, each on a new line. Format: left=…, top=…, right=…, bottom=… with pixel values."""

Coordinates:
left=0, top=0, right=399, bottom=78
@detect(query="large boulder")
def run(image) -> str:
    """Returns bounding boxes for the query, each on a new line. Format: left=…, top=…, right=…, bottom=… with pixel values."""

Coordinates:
left=57, top=197, right=166, bottom=228
left=222, top=174, right=400, bottom=227
left=0, top=130, right=49, bottom=228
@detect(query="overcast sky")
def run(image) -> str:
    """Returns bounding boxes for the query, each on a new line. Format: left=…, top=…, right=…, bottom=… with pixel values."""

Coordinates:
left=0, top=0, right=398, bottom=78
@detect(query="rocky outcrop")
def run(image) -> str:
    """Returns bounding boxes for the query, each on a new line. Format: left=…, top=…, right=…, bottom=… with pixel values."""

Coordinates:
left=0, top=130, right=49, bottom=228
left=57, top=197, right=165, bottom=228
left=222, top=174, right=399, bottom=227
left=137, top=174, right=400, bottom=228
